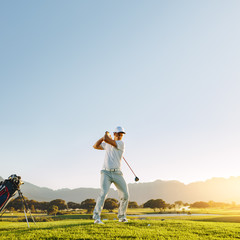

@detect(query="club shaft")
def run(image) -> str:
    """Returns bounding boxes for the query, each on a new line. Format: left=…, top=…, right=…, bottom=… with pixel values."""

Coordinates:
left=123, top=157, right=137, bottom=177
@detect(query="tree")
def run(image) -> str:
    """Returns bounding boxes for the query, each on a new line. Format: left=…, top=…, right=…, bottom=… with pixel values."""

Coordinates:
left=154, top=199, right=166, bottom=211
left=7, top=196, right=27, bottom=211
left=103, top=198, right=118, bottom=212
left=191, top=201, right=210, bottom=208
left=47, top=205, right=58, bottom=216
left=67, top=202, right=81, bottom=210
left=29, top=200, right=38, bottom=212
left=49, top=199, right=67, bottom=210
left=143, top=199, right=155, bottom=210
left=167, top=204, right=175, bottom=210
left=143, top=199, right=166, bottom=212
left=174, top=201, right=184, bottom=208
left=128, top=201, right=139, bottom=209
left=208, top=201, right=229, bottom=208
left=80, top=199, right=96, bottom=214
left=38, top=202, right=49, bottom=211
left=31, top=205, right=36, bottom=213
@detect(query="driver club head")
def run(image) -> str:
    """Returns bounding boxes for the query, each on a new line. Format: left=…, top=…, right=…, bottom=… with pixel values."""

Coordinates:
left=135, top=176, right=139, bottom=182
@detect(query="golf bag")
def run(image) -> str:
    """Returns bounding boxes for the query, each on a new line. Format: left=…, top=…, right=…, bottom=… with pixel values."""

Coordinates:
left=0, top=174, right=23, bottom=214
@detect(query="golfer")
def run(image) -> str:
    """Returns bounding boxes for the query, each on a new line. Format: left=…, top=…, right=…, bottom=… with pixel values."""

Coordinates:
left=93, top=126, right=129, bottom=224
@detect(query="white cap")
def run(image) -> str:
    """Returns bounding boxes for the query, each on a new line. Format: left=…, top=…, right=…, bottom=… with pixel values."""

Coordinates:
left=114, top=126, right=126, bottom=134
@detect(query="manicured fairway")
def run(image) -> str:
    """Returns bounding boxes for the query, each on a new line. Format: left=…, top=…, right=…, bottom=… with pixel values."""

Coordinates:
left=1, top=218, right=240, bottom=239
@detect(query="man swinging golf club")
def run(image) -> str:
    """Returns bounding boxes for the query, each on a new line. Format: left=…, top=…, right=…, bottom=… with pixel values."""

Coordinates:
left=93, top=126, right=129, bottom=224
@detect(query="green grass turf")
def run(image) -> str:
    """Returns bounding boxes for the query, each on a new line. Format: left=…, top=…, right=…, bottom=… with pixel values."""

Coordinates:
left=1, top=218, right=240, bottom=239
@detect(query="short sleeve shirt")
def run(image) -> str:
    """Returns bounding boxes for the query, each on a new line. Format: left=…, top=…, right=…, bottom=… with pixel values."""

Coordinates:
left=101, top=140, right=125, bottom=169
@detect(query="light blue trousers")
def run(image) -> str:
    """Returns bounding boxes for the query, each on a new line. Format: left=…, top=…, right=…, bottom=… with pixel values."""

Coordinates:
left=93, top=170, right=129, bottom=220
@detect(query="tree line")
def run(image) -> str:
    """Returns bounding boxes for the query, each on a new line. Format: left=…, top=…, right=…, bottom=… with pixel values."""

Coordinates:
left=6, top=197, right=238, bottom=215
left=6, top=197, right=122, bottom=215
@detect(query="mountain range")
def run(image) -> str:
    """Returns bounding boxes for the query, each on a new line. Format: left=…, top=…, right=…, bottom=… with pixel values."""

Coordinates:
left=1, top=176, right=240, bottom=204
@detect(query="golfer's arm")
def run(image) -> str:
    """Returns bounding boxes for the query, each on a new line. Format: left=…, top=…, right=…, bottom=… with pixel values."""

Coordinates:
left=103, top=134, right=117, bottom=148
left=93, top=138, right=104, bottom=150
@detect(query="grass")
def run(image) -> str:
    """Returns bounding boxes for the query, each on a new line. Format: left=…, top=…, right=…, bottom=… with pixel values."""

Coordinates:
left=1, top=218, right=240, bottom=239
left=1, top=208, right=240, bottom=239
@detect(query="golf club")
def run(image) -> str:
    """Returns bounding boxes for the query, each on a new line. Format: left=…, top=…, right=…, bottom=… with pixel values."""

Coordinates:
left=123, top=157, right=139, bottom=182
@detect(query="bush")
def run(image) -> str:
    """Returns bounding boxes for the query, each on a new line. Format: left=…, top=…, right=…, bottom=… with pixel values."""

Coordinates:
left=191, top=201, right=210, bottom=208
left=103, top=198, right=118, bottom=212
left=80, top=199, right=96, bottom=214
left=47, top=205, right=59, bottom=215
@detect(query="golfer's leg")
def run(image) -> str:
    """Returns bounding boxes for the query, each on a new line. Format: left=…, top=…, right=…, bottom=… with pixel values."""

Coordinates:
left=113, top=172, right=129, bottom=220
left=93, top=171, right=111, bottom=220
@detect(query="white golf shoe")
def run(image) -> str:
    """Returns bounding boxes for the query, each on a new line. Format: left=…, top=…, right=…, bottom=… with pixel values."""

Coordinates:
left=94, top=219, right=104, bottom=224
left=119, top=218, right=128, bottom=223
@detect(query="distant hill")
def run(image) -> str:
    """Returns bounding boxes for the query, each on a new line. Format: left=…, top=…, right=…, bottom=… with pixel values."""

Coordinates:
left=128, top=177, right=240, bottom=204
left=21, top=182, right=118, bottom=203
left=1, top=176, right=240, bottom=204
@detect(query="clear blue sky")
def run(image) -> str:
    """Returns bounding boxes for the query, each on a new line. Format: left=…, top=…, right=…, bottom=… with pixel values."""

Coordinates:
left=1, top=0, right=240, bottom=189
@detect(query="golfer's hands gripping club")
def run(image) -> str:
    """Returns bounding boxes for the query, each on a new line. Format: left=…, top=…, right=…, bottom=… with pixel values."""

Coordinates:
left=103, top=132, right=140, bottom=182
left=104, top=131, right=112, bottom=139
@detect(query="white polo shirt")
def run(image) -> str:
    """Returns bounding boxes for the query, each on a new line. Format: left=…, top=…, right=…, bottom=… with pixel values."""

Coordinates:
left=101, top=140, right=125, bottom=169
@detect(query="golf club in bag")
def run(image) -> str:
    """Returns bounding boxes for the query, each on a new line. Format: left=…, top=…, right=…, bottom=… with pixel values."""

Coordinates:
left=123, top=157, right=139, bottom=182
left=0, top=174, right=35, bottom=227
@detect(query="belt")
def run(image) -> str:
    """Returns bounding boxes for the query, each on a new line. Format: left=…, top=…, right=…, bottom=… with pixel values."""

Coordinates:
left=103, top=168, right=120, bottom=172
